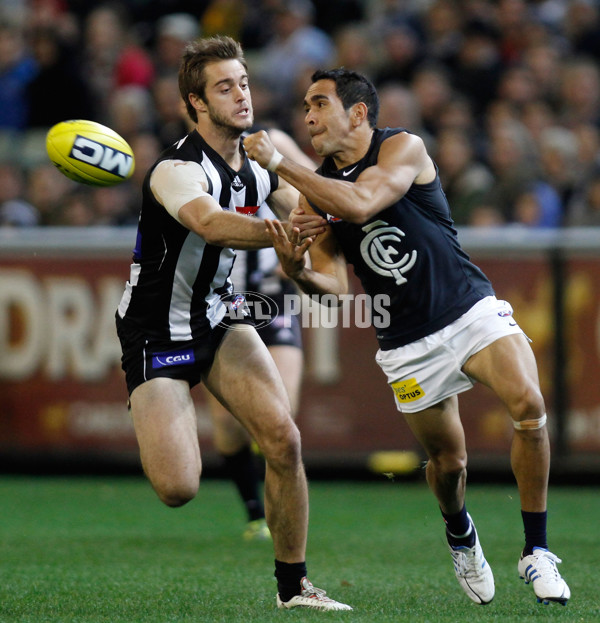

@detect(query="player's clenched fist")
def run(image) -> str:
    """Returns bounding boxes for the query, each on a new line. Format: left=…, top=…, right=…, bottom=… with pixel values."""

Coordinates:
left=244, top=130, right=282, bottom=172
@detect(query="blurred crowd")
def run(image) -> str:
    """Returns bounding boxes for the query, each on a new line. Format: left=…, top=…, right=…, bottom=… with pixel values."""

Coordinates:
left=1, top=0, right=600, bottom=229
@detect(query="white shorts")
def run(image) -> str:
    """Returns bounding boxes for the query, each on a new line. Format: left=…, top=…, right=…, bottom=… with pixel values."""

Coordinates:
left=375, top=296, right=526, bottom=414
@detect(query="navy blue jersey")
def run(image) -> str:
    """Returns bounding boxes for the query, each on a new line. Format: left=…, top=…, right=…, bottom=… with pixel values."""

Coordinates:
left=309, top=127, right=494, bottom=349
left=117, top=130, right=278, bottom=343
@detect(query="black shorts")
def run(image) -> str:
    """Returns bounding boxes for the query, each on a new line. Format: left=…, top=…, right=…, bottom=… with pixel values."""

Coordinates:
left=248, top=289, right=302, bottom=349
left=115, top=313, right=252, bottom=396
left=256, top=312, right=302, bottom=349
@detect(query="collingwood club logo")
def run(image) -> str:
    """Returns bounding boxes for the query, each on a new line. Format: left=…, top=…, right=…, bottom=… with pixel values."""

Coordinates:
left=360, top=220, right=417, bottom=285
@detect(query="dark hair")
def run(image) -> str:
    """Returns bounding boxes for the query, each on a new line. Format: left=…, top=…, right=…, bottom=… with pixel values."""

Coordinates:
left=311, top=68, right=379, bottom=128
left=178, top=36, right=247, bottom=123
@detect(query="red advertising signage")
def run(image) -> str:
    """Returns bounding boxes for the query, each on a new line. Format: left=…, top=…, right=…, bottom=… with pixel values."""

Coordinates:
left=1, top=229, right=599, bottom=472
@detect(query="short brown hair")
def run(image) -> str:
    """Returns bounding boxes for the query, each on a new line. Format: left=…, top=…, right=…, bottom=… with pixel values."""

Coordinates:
left=178, top=36, right=247, bottom=123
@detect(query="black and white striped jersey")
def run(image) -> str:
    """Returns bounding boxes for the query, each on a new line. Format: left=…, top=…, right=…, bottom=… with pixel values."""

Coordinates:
left=229, top=203, right=283, bottom=296
left=117, top=130, right=279, bottom=343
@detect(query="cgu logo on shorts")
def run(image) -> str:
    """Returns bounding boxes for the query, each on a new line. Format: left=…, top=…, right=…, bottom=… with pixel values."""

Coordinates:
left=152, top=348, right=195, bottom=369
left=70, top=136, right=134, bottom=178
left=391, top=377, right=425, bottom=403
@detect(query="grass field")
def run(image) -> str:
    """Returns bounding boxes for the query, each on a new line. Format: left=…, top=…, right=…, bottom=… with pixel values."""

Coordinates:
left=0, top=475, right=597, bottom=622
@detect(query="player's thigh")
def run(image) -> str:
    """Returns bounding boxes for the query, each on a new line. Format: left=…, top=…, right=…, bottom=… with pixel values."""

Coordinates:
left=203, top=326, right=294, bottom=447
left=130, top=377, right=201, bottom=476
left=403, top=395, right=467, bottom=463
left=268, top=344, right=304, bottom=417
left=205, top=389, right=250, bottom=454
left=462, top=333, right=544, bottom=412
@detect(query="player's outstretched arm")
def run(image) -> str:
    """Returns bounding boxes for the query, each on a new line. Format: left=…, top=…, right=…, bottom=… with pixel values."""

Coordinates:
left=266, top=201, right=348, bottom=299
left=244, top=130, right=433, bottom=225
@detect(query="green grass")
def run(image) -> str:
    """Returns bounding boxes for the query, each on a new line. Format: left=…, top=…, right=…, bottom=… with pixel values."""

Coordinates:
left=0, top=476, right=597, bottom=622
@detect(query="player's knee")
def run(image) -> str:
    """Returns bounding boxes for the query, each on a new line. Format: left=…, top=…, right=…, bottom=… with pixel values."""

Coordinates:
left=509, top=383, right=545, bottom=423
left=428, top=449, right=467, bottom=478
left=152, top=475, right=200, bottom=508
left=261, top=420, right=302, bottom=473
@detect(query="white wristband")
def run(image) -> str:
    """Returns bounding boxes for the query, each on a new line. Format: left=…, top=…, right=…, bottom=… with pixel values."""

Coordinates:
left=266, top=149, right=283, bottom=172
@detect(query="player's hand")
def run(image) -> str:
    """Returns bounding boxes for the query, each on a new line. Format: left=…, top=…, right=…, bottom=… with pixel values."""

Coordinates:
left=243, top=131, right=275, bottom=170
left=290, top=206, right=327, bottom=240
left=265, top=219, right=311, bottom=280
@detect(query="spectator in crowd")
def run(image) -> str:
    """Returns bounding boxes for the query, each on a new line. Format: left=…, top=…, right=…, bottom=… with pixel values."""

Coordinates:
left=0, top=199, right=39, bottom=226
left=153, top=12, right=199, bottom=77
left=565, top=170, right=600, bottom=227
left=90, top=185, right=132, bottom=226
left=449, top=20, right=503, bottom=120
left=479, top=118, right=540, bottom=223
left=332, top=22, right=375, bottom=80
left=421, top=0, right=464, bottom=67
left=409, top=63, right=454, bottom=137
left=512, top=182, right=563, bottom=228
left=0, top=161, right=34, bottom=210
left=520, top=100, right=556, bottom=143
left=0, top=161, right=38, bottom=226
left=558, top=57, right=600, bottom=127
left=151, top=74, right=190, bottom=149
left=254, top=0, right=335, bottom=127
left=371, top=23, right=424, bottom=87
left=537, top=126, right=581, bottom=209
left=25, top=163, right=76, bottom=225
left=83, top=4, right=154, bottom=124
left=376, top=82, right=435, bottom=153
left=495, top=64, right=539, bottom=112
left=201, top=0, right=244, bottom=41
left=522, top=43, right=564, bottom=109
left=1, top=0, right=599, bottom=232
left=434, top=128, right=494, bottom=226
left=563, top=0, right=600, bottom=59
left=436, top=95, right=487, bottom=161
left=106, top=84, right=155, bottom=143
left=0, top=20, right=37, bottom=130
left=26, top=25, right=95, bottom=128
left=53, top=188, right=96, bottom=226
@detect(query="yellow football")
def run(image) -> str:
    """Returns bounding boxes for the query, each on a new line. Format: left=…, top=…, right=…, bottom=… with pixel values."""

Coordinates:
left=46, top=119, right=135, bottom=187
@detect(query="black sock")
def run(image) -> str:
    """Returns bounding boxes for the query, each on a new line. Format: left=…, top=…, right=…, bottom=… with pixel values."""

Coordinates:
left=221, top=445, right=264, bottom=522
left=521, top=510, right=548, bottom=556
left=442, top=506, right=475, bottom=547
left=275, top=560, right=307, bottom=601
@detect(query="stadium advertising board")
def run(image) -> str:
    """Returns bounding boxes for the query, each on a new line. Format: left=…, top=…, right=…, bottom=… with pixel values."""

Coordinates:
left=0, top=229, right=599, bottom=472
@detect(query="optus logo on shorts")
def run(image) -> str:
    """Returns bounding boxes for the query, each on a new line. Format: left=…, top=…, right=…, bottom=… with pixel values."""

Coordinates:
left=152, top=348, right=195, bottom=369
left=391, top=377, right=425, bottom=403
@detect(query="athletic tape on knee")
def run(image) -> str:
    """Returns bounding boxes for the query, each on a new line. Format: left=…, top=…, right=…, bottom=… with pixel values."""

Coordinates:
left=513, top=414, right=547, bottom=431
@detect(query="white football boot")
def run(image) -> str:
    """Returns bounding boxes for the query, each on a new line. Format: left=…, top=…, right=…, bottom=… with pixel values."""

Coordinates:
left=448, top=516, right=495, bottom=604
left=518, top=547, right=570, bottom=605
left=276, top=577, right=352, bottom=611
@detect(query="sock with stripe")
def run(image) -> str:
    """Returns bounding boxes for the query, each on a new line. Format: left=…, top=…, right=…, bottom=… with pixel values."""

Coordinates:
left=442, top=506, right=475, bottom=548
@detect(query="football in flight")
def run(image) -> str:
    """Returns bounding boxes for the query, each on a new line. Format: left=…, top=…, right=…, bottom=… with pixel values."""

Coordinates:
left=46, top=119, right=135, bottom=187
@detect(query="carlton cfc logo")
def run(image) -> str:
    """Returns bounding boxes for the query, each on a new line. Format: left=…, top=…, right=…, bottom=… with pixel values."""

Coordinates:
left=359, top=220, right=417, bottom=285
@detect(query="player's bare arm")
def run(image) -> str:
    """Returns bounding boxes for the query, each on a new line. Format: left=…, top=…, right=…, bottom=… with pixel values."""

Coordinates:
left=150, top=159, right=271, bottom=249
left=267, top=198, right=348, bottom=299
left=265, top=175, right=301, bottom=219
left=245, top=131, right=434, bottom=225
